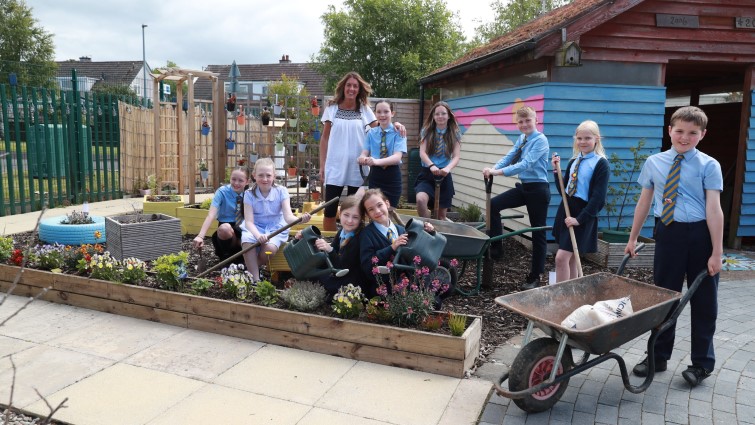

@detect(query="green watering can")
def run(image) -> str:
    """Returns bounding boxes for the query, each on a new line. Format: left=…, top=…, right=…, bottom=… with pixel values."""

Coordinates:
left=284, top=225, right=349, bottom=281
left=392, top=218, right=447, bottom=274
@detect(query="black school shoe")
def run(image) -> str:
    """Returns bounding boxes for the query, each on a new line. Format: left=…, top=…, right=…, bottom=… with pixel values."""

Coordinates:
left=632, top=356, right=667, bottom=377
left=520, top=276, right=540, bottom=290
left=682, top=365, right=711, bottom=387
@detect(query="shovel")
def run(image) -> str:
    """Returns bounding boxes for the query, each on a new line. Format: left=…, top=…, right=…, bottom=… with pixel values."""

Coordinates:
left=482, top=175, right=494, bottom=288
left=433, top=175, right=444, bottom=220
left=195, top=247, right=207, bottom=274
left=196, top=197, right=340, bottom=278
left=553, top=153, right=583, bottom=278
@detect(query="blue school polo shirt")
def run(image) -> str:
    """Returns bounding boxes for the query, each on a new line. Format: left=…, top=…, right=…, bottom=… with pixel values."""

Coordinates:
left=494, top=130, right=549, bottom=183
left=567, top=151, right=601, bottom=202
left=637, top=148, right=723, bottom=223
left=364, top=124, right=407, bottom=164
left=211, top=184, right=243, bottom=223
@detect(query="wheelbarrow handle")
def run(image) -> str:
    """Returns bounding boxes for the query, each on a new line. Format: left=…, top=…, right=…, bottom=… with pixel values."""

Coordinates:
left=657, top=269, right=711, bottom=335
left=359, top=163, right=370, bottom=186
left=616, top=242, right=646, bottom=276
left=487, top=226, right=552, bottom=244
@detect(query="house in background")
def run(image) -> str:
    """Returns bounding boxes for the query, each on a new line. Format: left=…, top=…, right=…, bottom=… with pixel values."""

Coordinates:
left=194, top=55, right=326, bottom=103
left=56, top=56, right=153, bottom=102
left=420, top=0, right=755, bottom=247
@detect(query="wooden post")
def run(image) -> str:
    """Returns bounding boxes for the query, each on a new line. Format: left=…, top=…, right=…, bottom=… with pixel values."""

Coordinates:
left=187, top=73, right=196, bottom=205
left=176, top=80, right=184, bottom=198
left=153, top=76, right=161, bottom=189
left=213, top=78, right=226, bottom=188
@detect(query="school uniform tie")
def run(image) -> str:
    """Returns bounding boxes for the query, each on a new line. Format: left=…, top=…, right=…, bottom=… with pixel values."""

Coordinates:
left=510, top=137, right=527, bottom=165
left=386, top=228, right=396, bottom=243
left=235, top=193, right=244, bottom=228
left=380, top=130, right=388, bottom=159
left=433, top=131, right=445, bottom=157
left=661, top=154, right=684, bottom=225
left=566, top=156, right=582, bottom=197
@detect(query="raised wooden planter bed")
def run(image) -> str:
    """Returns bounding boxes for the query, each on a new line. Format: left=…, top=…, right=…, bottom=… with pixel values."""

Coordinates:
left=142, top=196, right=185, bottom=217
left=106, top=213, right=182, bottom=261
left=584, top=234, right=655, bottom=269
left=0, top=264, right=481, bottom=378
left=174, top=205, right=217, bottom=235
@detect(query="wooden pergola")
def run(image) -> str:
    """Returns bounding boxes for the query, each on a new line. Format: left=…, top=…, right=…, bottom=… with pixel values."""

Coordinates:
left=152, top=68, right=223, bottom=204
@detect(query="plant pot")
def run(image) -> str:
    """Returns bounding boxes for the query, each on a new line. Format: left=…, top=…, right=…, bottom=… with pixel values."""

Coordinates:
left=298, top=143, right=307, bottom=153
left=311, top=192, right=320, bottom=201
left=139, top=189, right=151, bottom=196
left=38, top=215, right=107, bottom=245
left=200, top=170, right=209, bottom=180
left=175, top=204, right=217, bottom=235
left=312, top=130, right=321, bottom=141
left=261, top=116, right=270, bottom=126
left=226, top=140, right=235, bottom=150
left=287, top=167, right=297, bottom=177
left=288, top=118, right=298, bottom=127
left=105, top=214, right=182, bottom=261
left=249, top=153, right=258, bottom=163
left=273, top=104, right=282, bottom=115
left=600, top=228, right=631, bottom=243
left=182, top=100, right=188, bottom=111
left=311, top=106, right=320, bottom=116
left=237, top=115, right=246, bottom=125
left=200, top=125, right=210, bottom=136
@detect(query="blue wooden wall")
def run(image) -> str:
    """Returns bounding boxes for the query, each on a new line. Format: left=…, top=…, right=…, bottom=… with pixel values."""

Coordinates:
left=542, top=83, right=666, bottom=238
left=738, top=90, right=755, bottom=237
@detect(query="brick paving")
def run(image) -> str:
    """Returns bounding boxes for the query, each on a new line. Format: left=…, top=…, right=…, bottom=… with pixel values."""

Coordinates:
left=475, top=278, right=755, bottom=424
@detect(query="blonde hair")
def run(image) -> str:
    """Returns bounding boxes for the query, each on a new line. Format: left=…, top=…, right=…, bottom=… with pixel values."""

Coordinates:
left=248, top=158, right=276, bottom=198
left=421, top=101, right=461, bottom=159
left=515, top=106, right=536, bottom=119
left=572, top=120, right=606, bottom=158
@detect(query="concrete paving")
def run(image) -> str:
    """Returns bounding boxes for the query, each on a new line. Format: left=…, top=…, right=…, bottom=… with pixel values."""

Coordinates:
left=474, top=277, right=755, bottom=425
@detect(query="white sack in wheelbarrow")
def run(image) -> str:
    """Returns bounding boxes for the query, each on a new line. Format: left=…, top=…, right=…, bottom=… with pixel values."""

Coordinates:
left=560, top=296, right=634, bottom=330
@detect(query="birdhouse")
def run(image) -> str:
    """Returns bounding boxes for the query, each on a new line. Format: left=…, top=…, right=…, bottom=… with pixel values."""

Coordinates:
left=556, top=42, right=582, bottom=67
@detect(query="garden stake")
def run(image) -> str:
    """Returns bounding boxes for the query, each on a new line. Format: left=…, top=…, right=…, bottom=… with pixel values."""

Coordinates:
left=196, top=197, right=340, bottom=278
left=482, top=175, right=494, bottom=288
left=553, top=153, right=583, bottom=277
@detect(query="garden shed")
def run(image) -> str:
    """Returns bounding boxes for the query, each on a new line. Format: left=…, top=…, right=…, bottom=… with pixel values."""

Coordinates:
left=421, top=0, right=755, bottom=248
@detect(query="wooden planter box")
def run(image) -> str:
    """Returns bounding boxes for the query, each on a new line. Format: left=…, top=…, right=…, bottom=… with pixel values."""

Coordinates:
left=106, top=213, right=182, bottom=261
left=175, top=205, right=216, bottom=235
left=0, top=264, right=481, bottom=378
left=584, top=234, right=655, bottom=269
left=142, top=196, right=185, bottom=217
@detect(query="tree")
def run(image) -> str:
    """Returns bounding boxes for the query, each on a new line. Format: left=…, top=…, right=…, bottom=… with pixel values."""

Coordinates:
left=313, top=0, right=467, bottom=98
left=152, top=60, right=187, bottom=101
left=0, top=0, right=56, bottom=88
left=474, top=0, right=572, bottom=43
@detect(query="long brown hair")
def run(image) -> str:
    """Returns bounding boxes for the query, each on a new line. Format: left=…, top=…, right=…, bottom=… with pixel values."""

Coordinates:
left=421, top=101, right=461, bottom=158
left=329, top=72, right=372, bottom=110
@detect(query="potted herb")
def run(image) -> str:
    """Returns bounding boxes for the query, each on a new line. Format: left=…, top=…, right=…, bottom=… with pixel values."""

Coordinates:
left=249, top=150, right=259, bottom=163
left=298, top=132, right=308, bottom=153
left=287, top=156, right=297, bottom=177
left=287, top=109, right=298, bottom=128
left=311, top=186, right=320, bottom=202
left=602, top=138, right=650, bottom=243
left=261, top=107, right=271, bottom=126
left=199, top=159, right=209, bottom=181
left=273, top=102, right=283, bottom=115
left=141, top=174, right=157, bottom=196
left=201, top=121, right=210, bottom=136
left=311, top=97, right=320, bottom=116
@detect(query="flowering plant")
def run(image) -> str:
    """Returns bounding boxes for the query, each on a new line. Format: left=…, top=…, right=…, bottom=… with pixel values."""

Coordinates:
left=311, top=97, right=319, bottom=107
left=121, top=257, right=147, bottom=284
left=332, top=283, right=366, bottom=319
left=0, top=236, right=14, bottom=262
left=61, top=210, right=93, bottom=225
left=153, top=251, right=189, bottom=291
left=67, top=243, right=105, bottom=271
left=10, top=248, right=24, bottom=266
left=372, top=256, right=454, bottom=326
left=218, top=263, right=255, bottom=299
left=30, top=243, right=66, bottom=271
left=83, top=252, right=120, bottom=282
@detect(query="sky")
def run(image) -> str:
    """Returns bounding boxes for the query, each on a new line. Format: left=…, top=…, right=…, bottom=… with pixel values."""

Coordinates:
left=26, top=0, right=495, bottom=71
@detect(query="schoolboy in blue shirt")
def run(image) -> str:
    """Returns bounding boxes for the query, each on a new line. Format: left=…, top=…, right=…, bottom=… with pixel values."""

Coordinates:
left=483, top=106, right=550, bottom=290
left=625, top=106, right=724, bottom=387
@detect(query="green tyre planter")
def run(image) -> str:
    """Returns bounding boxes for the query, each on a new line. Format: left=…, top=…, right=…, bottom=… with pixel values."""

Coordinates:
left=39, top=215, right=107, bottom=245
left=600, top=229, right=630, bottom=243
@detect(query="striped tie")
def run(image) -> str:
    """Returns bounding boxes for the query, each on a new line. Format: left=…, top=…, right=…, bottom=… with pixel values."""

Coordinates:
left=510, top=137, right=527, bottom=165
left=661, top=154, right=684, bottom=225
left=386, top=228, right=395, bottom=243
left=567, top=156, right=582, bottom=197
left=433, top=132, right=445, bottom=157
left=235, top=194, right=244, bottom=228
left=380, top=130, right=388, bottom=158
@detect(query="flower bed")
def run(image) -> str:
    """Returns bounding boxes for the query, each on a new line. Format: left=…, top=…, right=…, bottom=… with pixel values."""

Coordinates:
left=0, top=263, right=481, bottom=378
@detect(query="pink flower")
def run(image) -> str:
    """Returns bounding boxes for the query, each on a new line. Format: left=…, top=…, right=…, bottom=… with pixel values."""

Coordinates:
left=413, top=255, right=421, bottom=265
left=386, top=261, right=393, bottom=269
left=377, top=285, right=388, bottom=296
left=450, top=258, right=459, bottom=268
left=410, top=284, right=419, bottom=291
left=371, top=256, right=379, bottom=264
left=421, top=266, right=430, bottom=276
left=372, top=267, right=380, bottom=275
left=423, top=299, right=429, bottom=306
left=406, top=307, right=413, bottom=315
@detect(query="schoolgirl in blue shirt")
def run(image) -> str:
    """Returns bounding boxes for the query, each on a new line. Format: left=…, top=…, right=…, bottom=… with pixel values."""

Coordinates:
left=415, top=101, right=461, bottom=220
left=626, top=106, right=723, bottom=387
left=358, top=100, right=407, bottom=207
left=551, top=120, right=609, bottom=283
left=192, top=167, right=249, bottom=263
left=482, top=106, right=550, bottom=290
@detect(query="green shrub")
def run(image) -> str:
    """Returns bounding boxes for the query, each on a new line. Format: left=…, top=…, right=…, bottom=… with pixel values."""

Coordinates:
left=190, top=277, right=214, bottom=295
left=448, top=313, right=468, bottom=337
left=61, top=210, right=93, bottom=224
left=200, top=198, right=212, bottom=210
left=456, top=202, right=483, bottom=222
left=255, top=280, right=279, bottom=306
left=153, top=251, right=189, bottom=291
left=0, top=236, right=14, bottom=262
left=280, top=280, right=327, bottom=312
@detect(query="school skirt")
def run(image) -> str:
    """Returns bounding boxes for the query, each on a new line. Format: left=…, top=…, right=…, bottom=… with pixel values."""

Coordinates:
left=368, top=164, right=402, bottom=207
left=414, top=168, right=455, bottom=209
left=552, top=195, right=599, bottom=253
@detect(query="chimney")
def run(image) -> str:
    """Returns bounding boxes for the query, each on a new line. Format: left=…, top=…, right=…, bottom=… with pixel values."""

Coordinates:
left=279, top=54, right=291, bottom=64
left=79, top=56, right=92, bottom=62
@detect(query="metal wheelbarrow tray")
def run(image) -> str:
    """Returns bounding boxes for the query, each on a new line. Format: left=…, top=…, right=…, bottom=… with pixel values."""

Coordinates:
left=495, top=272, right=681, bottom=354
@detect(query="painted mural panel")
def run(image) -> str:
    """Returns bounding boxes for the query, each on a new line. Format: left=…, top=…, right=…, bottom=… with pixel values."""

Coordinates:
left=738, top=91, right=755, bottom=237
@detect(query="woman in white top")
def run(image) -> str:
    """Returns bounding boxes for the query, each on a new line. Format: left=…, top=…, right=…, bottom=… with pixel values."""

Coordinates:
left=319, top=71, right=404, bottom=231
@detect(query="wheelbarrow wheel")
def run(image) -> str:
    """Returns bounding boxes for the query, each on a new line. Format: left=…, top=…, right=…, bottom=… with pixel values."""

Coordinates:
left=424, top=260, right=458, bottom=304
left=509, top=338, right=573, bottom=413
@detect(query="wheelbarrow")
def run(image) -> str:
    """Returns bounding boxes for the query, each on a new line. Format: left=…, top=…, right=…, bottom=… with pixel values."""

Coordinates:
left=283, top=225, right=349, bottom=281
left=492, top=247, right=709, bottom=412
left=397, top=213, right=551, bottom=296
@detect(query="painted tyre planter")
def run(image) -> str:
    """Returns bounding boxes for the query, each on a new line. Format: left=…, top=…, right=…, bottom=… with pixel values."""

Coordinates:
left=38, top=215, right=106, bottom=245
left=0, top=264, right=481, bottom=378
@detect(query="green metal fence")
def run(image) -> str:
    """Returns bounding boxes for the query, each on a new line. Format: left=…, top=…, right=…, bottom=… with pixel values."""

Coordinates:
left=0, top=70, right=126, bottom=216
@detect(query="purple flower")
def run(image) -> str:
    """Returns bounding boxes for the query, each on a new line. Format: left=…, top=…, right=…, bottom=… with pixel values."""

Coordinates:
left=372, top=267, right=379, bottom=275
left=371, top=256, right=379, bottom=264
left=450, top=258, right=459, bottom=268
left=413, top=255, right=421, bottom=265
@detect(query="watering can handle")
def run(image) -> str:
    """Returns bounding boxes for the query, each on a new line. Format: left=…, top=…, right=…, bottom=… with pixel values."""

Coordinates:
left=484, top=175, right=493, bottom=194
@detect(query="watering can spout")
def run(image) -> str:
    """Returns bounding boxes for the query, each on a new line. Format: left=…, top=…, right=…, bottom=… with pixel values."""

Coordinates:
left=333, top=268, right=349, bottom=278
